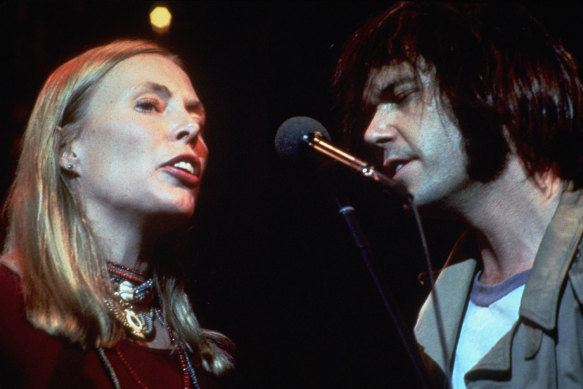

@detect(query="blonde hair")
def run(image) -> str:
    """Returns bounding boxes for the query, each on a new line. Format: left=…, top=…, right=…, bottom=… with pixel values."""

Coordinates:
left=2, top=40, right=233, bottom=376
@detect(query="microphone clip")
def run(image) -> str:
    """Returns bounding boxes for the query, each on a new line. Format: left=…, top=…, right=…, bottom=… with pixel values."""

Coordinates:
left=304, top=131, right=413, bottom=202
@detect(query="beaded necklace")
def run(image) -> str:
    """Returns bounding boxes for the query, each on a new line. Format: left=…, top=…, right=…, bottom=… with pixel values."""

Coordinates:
left=105, top=262, right=155, bottom=340
left=156, top=309, right=201, bottom=389
left=98, top=262, right=201, bottom=389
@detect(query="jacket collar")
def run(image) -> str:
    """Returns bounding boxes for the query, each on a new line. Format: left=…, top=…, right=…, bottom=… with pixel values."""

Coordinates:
left=414, top=189, right=583, bottom=373
left=519, top=189, right=583, bottom=330
left=414, top=233, right=477, bottom=373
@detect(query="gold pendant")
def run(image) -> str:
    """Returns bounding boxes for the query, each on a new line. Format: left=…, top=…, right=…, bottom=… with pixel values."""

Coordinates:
left=124, top=309, right=146, bottom=338
left=121, top=308, right=154, bottom=340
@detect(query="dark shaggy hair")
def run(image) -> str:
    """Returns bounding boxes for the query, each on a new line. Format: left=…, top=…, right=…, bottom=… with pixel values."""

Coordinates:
left=334, top=2, right=583, bottom=186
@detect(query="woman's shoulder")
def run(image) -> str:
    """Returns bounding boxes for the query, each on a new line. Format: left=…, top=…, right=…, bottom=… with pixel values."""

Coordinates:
left=0, top=252, right=21, bottom=277
left=0, top=258, right=37, bottom=342
left=0, top=257, right=23, bottom=306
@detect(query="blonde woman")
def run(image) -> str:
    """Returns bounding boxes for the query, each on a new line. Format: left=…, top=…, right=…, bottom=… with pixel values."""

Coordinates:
left=0, top=40, right=234, bottom=388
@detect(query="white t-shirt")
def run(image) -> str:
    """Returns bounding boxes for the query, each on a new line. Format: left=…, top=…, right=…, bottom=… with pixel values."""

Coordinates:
left=451, top=269, right=530, bottom=389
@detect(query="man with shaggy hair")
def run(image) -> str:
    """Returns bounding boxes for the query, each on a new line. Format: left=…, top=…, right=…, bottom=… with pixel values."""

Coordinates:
left=334, top=3, right=583, bottom=387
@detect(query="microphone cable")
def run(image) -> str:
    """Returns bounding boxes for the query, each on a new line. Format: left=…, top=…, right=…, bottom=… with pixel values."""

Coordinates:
left=407, top=197, right=452, bottom=389
left=275, top=116, right=452, bottom=387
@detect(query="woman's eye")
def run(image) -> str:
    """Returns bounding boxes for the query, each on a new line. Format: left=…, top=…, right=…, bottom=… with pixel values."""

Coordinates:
left=135, top=98, right=163, bottom=113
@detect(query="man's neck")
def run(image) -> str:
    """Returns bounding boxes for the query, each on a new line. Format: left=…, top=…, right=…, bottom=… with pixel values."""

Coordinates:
left=453, top=159, right=564, bottom=285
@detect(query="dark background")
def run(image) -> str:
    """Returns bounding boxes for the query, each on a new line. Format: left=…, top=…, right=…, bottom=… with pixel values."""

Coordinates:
left=1, top=2, right=581, bottom=388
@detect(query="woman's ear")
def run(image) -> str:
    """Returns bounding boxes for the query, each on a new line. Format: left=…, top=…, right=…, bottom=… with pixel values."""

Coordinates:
left=59, top=149, right=79, bottom=176
left=57, top=126, right=80, bottom=176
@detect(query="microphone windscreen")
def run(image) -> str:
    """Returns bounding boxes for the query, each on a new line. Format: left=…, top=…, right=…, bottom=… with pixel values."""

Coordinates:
left=275, top=116, right=331, bottom=159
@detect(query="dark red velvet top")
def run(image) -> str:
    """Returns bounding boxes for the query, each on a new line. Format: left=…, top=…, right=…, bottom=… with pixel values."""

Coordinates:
left=0, top=264, right=225, bottom=388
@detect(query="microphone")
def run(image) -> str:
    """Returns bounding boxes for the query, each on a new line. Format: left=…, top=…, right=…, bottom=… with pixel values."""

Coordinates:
left=275, top=116, right=412, bottom=201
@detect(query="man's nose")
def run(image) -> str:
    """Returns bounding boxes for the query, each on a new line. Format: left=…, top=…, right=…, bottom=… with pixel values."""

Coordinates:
left=363, top=109, right=398, bottom=147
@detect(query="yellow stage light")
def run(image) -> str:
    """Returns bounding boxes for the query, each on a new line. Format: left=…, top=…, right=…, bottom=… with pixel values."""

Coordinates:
left=150, top=6, right=172, bottom=34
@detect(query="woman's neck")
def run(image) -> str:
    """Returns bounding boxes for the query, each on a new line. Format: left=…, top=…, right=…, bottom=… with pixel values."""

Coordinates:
left=83, top=203, right=154, bottom=273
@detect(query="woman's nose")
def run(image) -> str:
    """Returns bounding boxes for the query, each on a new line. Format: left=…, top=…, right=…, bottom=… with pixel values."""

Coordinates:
left=170, top=122, right=199, bottom=144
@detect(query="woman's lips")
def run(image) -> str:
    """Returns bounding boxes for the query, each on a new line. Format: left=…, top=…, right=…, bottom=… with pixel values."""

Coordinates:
left=160, top=153, right=202, bottom=188
left=161, top=165, right=200, bottom=188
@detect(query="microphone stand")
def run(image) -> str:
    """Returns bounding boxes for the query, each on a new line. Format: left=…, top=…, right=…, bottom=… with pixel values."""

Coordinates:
left=335, top=196, right=432, bottom=389
left=298, top=130, right=448, bottom=387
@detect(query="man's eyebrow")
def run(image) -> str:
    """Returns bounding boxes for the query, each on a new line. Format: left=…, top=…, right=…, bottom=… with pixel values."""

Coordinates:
left=375, top=75, right=417, bottom=99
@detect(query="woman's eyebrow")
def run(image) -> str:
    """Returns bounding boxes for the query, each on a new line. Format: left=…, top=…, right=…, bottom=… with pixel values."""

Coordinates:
left=137, top=82, right=172, bottom=99
left=135, top=81, right=205, bottom=117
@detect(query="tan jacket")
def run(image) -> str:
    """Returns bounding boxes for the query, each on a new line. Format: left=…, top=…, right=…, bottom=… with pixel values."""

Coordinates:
left=415, top=190, right=583, bottom=388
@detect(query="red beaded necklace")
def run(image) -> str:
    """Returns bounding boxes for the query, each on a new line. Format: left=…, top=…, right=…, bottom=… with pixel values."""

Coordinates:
left=104, top=262, right=200, bottom=389
left=114, top=347, right=150, bottom=388
left=106, top=262, right=155, bottom=340
left=160, top=309, right=196, bottom=389
left=106, top=261, right=148, bottom=284
left=113, top=310, right=198, bottom=389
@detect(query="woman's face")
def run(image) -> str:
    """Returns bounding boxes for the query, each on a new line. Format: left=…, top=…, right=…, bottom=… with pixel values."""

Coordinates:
left=66, top=54, right=208, bottom=228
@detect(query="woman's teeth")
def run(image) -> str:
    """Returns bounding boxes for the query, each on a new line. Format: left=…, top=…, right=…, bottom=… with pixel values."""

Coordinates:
left=173, top=161, right=195, bottom=175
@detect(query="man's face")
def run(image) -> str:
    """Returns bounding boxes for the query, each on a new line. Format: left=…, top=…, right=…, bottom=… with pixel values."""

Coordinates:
left=363, top=62, right=471, bottom=208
